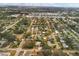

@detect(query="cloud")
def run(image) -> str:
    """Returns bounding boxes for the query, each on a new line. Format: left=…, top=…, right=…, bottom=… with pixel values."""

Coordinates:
left=0, top=3, right=79, bottom=7
left=53, top=3, right=79, bottom=7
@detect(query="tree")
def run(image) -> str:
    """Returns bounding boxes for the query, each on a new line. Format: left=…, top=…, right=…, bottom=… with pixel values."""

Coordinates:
left=14, top=26, right=24, bottom=34
left=42, top=50, right=52, bottom=56
left=43, top=43, right=51, bottom=49
left=24, top=32, right=31, bottom=38
left=0, top=33, right=2, bottom=40
left=23, top=40, right=35, bottom=49
left=1, top=32, right=15, bottom=42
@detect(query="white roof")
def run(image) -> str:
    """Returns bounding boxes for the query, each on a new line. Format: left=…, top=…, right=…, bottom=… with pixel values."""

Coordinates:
left=55, top=30, right=59, bottom=33
left=35, top=42, right=41, bottom=46
left=62, top=43, right=68, bottom=48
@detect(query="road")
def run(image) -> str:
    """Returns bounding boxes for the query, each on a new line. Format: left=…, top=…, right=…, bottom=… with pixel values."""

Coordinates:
left=15, top=18, right=35, bottom=56
left=15, top=17, right=39, bottom=56
left=1, top=16, right=79, bottom=56
left=1, top=18, right=23, bottom=33
left=26, top=15, right=79, bottom=19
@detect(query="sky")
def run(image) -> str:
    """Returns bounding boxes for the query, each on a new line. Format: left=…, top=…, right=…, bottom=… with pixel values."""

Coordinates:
left=0, top=3, right=79, bottom=7
left=0, top=0, right=79, bottom=3
left=52, top=3, right=79, bottom=7
left=0, top=0, right=79, bottom=7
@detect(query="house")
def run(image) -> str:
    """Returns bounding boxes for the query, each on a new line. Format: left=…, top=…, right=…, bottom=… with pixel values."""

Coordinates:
left=0, top=40, right=6, bottom=47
